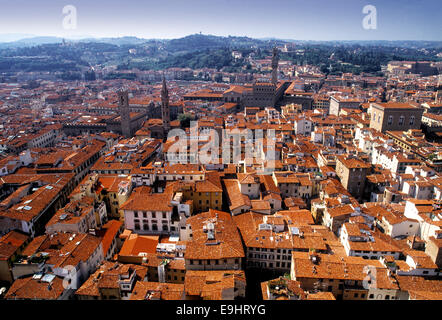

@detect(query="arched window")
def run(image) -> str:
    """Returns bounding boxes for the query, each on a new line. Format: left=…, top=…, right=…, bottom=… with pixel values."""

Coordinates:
left=387, top=115, right=393, bottom=125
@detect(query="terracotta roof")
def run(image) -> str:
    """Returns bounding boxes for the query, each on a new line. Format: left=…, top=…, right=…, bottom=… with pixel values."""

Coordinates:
left=119, top=234, right=159, bottom=257
left=184, top=209, right=245, bottom=260
left=0, top=231, right=28, bottom=261
left=130, top=281, right=185, bottom=300
left=4, top=275, right=66, bottom=300
left=184, top=270, right=245, bottom=300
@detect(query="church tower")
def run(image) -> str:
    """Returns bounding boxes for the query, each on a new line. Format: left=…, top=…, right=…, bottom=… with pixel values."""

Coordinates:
left=118, top=90, right=131, bottom=138
left=271, top=47, right=279, bottom=86
left=161, top=76, right=171, bottom=133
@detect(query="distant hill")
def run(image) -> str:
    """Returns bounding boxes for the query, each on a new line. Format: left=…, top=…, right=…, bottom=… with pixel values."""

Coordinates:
left=164, top=34, right=273, bottom=52
left=0, top=33, right=440, bottom=76
left=0, top=33, right=36, bottom=42
left=78, top=36, right=155, bottom=46
left=0, top=33, right=441, bottom=50
left=0, top=33, right=282, bottom=50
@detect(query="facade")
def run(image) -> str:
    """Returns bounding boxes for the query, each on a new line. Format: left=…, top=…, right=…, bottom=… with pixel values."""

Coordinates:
left=370, top=102, right=424, bottom=133
left=121, top=191, right=180, bottom=236
left=329, top=96, right=362, bottom=116
left=335, top=156, right=371, bottom=200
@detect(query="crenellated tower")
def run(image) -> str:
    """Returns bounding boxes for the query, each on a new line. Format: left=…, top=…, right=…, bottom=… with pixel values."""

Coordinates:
left=271, top=47, right=279, bottom=86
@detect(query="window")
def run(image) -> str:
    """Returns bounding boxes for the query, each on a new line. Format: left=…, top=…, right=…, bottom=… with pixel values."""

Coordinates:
left=409, top=116, right=415, bottom=125
left=387, top=115, right=393, bottom=125
left=399, top=116, right=405, bottom=126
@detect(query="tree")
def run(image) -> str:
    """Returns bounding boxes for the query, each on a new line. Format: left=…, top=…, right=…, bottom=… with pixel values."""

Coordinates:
left=178, top=113, right=195, bottom=128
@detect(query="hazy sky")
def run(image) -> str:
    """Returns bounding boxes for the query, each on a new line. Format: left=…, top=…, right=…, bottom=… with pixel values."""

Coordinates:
left=0, top=0, right=441, bottom=40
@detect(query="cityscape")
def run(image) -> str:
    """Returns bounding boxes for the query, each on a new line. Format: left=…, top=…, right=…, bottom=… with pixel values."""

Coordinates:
left=0, top=0, right=441, bottom=304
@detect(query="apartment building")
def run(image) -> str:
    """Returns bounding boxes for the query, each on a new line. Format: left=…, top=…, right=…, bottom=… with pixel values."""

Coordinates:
left=335, top=156, right=371, bottom=200
left=181, top=209, right=244, bottom=271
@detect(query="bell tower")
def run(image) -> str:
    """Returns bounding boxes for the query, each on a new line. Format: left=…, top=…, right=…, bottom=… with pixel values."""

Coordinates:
left=271, top=47, right=279, bottom=86
left=118, top=90, right=131, bottom=138
left=161, top=76, right=171, bottom=134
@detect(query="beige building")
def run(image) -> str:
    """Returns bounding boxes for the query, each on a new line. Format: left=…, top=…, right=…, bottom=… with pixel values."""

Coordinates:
left=425, top=237, right=442, bottom=268
left=329, top=95, right=362, bottom=116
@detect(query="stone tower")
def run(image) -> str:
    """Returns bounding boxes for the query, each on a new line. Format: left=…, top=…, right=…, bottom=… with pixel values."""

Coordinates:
left=271, top=47, right=279, bottom=86
left=161, top=76, right=171, bottom=133
left=436, top=79, right=442, bottom=103
left=118, top=90, right=131, bottom=138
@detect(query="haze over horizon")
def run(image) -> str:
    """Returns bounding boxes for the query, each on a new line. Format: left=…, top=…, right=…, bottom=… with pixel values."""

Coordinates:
left=0, top=0, right=441, bottom=42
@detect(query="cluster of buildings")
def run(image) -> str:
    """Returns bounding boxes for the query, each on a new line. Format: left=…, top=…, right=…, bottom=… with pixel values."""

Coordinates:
left=0, top=49, right=441, bottom=300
